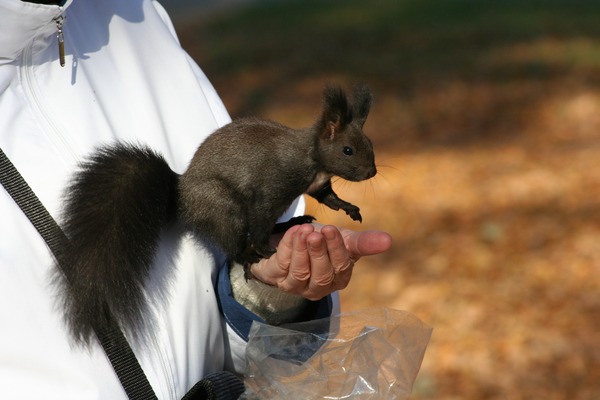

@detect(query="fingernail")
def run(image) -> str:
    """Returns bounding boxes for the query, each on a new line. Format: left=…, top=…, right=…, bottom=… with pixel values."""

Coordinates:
left=323, top=227, right=337, bottom=240
left=298, top=232, right=309, bottom=245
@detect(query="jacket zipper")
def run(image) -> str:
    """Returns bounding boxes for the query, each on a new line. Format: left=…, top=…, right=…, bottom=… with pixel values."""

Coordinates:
left=21, top=8, right=77, bottom=162
left=54, top=14, right=66, bottom=67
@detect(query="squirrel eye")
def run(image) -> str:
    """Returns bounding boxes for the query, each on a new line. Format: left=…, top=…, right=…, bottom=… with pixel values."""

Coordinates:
left=343, top=146, right=354, bottom=156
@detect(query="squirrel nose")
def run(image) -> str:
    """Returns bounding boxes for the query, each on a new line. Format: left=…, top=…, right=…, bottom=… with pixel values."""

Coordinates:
left=359, top=164, right=377, bottom=180
left=368, top=165, right=377, bottom=179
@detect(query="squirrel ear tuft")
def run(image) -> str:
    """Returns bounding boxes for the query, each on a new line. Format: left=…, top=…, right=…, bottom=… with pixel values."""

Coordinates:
left=319, top=84, right=351, bottom=139
left=351, top=84, right=372, bottom=128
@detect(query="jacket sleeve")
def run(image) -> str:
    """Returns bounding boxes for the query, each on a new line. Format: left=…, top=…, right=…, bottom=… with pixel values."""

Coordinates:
left=218, top=262, right=337, bottom=374
left=0, top=0, right=71, bottom=65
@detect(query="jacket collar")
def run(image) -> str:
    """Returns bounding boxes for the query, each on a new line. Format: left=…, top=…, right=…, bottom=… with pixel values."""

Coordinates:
left=0, top=0, right=73, bottom=64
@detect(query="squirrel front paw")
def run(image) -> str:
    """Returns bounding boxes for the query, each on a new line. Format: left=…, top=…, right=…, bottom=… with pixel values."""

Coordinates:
left=343, top=205, right=363, bottom=222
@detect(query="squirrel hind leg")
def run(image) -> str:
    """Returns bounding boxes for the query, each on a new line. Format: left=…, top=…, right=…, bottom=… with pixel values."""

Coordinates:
left=179, top=177, right=253, bottom=266
left=238, top=237, right=275, bottom=265
left=237, top=216, right=317, bottom=277
left=239, top=243, right=275, bottom=281
left=237, top=215, right=316, bottom=271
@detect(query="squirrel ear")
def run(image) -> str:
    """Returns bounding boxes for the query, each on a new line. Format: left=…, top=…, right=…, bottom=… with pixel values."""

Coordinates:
left=351, top=84, right=372, bottom=128
left=319, top=84, right=350, bottom=140
left=325, top=118, right=341, bottom=140
left=321, top=85, right=352, bottom=131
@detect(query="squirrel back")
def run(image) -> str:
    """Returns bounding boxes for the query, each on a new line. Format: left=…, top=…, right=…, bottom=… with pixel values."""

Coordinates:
left=56, top=84, right=376, bottom=344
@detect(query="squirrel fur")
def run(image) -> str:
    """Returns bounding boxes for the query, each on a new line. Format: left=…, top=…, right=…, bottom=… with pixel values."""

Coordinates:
left=56, top=84, right=376, bottom=344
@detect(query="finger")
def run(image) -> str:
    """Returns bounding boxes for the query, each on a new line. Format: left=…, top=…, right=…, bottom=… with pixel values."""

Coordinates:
left=276, top=224, right=314, bottom=276
left=280, top=225, right=314, bottom=292
left=305, top=232, right=335, bottom=290
left=250, top=224, right=301, bottom=285
left=342, top=229, right=393, bottom=258
left=321, top=226, right=354, bottom=290
left=320, top=225, right=353, bottom=273
left=274, top=224, right=301, bottom=266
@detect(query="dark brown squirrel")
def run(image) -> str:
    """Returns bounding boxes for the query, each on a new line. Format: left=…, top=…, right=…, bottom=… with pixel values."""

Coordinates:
left=56, top=84, right=377, bottom=343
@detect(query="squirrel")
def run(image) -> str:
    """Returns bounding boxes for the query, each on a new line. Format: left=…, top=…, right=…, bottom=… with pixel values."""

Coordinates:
left=55, top=84, right=377, bottom=344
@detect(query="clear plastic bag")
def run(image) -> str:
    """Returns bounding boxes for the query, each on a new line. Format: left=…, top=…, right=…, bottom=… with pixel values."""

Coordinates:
left=241, top=308, right=432, bottom=400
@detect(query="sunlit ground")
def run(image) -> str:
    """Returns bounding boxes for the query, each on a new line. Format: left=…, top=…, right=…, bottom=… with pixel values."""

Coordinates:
left=176, top=1, right=600, bottom=398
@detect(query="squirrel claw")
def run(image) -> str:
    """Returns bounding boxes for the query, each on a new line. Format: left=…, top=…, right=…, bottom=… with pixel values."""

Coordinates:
left=243, top=263, right=255, bottom=281
left=345, top=206, right=362, bottom=222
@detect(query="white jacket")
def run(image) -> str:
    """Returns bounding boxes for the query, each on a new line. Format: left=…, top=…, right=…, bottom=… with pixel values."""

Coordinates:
left=0, top=0, right=330, bottom=399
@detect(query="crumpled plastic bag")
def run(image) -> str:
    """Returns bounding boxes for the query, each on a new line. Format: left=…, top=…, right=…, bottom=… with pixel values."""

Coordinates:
left=241, top=308, right=432, bottom=400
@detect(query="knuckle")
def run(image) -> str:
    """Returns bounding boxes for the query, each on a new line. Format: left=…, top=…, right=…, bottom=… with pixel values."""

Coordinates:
left=314, top=273, right=335, bottom=287
left=336, top=259, right=354, bottom=274
left=291, top=270, right=311, bottom=282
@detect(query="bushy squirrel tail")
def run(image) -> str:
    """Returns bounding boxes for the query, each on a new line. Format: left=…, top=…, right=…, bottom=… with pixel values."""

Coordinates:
left=56, top=143, right=179, bottom=344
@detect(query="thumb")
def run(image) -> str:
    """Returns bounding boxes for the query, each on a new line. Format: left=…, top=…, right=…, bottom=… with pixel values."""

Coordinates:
left=342, top=229, right=392, bottom=259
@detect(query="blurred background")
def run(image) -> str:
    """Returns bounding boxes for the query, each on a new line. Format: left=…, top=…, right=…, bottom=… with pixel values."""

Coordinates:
left=166, top=0, right=600, bottom=398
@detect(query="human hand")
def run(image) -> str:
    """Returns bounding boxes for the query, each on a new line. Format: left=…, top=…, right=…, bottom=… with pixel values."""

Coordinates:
left=249, top=223, right=392, bottom=301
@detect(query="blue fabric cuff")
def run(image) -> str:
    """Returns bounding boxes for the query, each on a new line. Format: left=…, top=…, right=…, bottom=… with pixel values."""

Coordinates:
left=217, top=262, right=333, bottom=342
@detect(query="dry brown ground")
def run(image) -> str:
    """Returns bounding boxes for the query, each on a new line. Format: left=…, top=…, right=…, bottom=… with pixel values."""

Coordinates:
left=175, top=1, right=600, bottom=398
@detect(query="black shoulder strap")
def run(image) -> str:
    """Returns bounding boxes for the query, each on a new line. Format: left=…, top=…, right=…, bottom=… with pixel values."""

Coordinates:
left=0, top=148, right=245, bottom=400
left=0, top=148, right=158, bottom=400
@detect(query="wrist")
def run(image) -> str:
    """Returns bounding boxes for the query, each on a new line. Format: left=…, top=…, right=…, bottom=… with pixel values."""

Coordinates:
left=229, top=263, right=310, bottom=325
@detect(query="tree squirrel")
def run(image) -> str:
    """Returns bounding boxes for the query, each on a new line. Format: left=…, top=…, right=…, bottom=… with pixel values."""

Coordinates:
left=56, top=84, right=377, bottom=343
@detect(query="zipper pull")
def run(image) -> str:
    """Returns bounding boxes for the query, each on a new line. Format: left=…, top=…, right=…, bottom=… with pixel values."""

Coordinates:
left=54, top=15, right=66, bottom=67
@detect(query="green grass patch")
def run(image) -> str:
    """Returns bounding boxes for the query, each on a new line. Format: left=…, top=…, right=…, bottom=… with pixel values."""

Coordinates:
left=186, top=0, right=600, bottom=85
